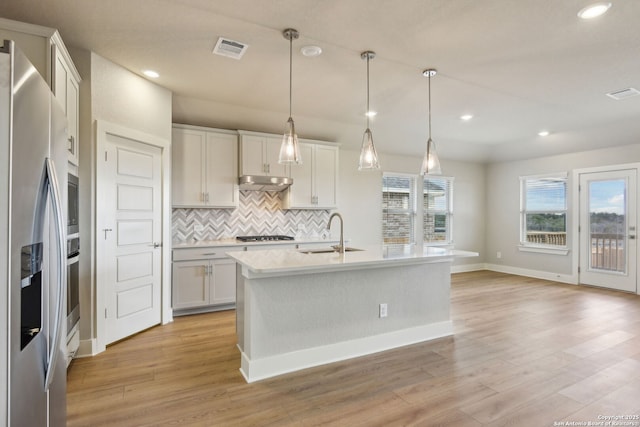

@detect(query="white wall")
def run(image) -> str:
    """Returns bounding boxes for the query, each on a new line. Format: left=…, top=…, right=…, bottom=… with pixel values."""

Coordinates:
left=70, top=49, right=172, bottom=355
left=486, top=143, right=640, bottom=278
left=337, top=149, right=486, bottom=267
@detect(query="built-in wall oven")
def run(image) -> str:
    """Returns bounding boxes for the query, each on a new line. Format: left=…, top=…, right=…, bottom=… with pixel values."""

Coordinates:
left=67, top=173, right=80, bottom=336
left=68, top=173, right=79, bottom=235
left=67, top=236, right=80, bottom=332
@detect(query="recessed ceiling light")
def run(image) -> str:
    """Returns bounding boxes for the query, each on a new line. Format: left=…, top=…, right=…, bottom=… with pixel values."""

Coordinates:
left=365, top=110, right=377, bottom=117
left=143, top=69, right=159, bottom=78
left=460, top=114, right=473, bottom=121
left=300, top=45, right=322, bottom=57
left=538, top=130, right=550, bottom=137
left=578, top=2, right=612, bottom=19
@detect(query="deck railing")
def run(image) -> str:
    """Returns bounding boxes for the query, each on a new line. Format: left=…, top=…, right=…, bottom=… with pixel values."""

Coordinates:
left=526, top=232, right=625, bottom=272
left=526, top=232, right=566, bottom=246
left=590, top=233, right=625, bottom=272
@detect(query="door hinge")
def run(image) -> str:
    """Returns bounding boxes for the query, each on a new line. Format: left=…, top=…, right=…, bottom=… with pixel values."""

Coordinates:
left=578, top=267, right=581, bottom=273
left=105, top=151, right=108, bottom=161
left=578, top=225, right=581, bottom=233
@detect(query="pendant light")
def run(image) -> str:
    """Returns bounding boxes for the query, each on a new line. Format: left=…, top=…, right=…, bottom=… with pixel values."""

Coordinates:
left=279, top=28, right=302, bottom=164
left=420, top=68, right=442, bottom=175
left=358, top=51, right=380, bottom=171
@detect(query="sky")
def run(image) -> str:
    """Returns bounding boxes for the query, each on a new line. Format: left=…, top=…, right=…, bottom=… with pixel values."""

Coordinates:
left=526, top=178, right=626, bottom=216
left=589, top=179, right=625, bottom=215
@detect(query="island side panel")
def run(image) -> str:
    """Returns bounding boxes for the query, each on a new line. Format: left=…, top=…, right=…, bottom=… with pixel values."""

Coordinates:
left=239, top=260, right=451, bottom=364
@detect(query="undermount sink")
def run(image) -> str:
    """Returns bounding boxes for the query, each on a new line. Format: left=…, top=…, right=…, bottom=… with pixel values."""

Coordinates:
left=299, top=247, right=364, bottom=254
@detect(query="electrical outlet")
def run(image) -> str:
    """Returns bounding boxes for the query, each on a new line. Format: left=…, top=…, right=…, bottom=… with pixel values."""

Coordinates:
left=379, top=303, right=388, bottom=318
left=194, top=225, right=204, bottom=233
left=496, top=251, right=502, bottom=259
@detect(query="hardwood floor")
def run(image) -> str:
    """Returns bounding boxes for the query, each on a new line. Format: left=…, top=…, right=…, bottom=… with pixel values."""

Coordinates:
left=67, top=271, right=640, bottom=426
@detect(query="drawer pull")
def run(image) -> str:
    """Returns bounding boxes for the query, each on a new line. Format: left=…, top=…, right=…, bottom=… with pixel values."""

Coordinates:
left=203, top=252, right=217, bottom=256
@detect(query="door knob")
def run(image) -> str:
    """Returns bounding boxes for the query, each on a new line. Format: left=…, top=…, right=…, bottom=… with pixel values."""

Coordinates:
left=152, top=242, right=162, bottom=248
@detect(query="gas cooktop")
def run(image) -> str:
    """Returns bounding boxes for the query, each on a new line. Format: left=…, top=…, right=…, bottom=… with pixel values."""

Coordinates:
left=235, top=235, right=295, bottom=242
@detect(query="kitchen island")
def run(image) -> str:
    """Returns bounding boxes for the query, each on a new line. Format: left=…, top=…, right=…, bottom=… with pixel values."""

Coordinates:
left=227, top=245, right=477, bottom=382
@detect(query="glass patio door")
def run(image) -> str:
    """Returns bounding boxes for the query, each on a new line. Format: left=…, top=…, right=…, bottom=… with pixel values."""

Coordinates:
left=579, top=169, right=637, bottom=292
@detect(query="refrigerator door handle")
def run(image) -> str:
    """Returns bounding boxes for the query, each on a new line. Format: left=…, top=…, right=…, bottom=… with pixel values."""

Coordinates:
left=44, top=158, right=67, bottom=392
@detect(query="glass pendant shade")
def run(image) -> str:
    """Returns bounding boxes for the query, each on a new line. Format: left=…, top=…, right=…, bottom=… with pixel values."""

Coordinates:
left=279, top=116, right=302, bottom=164
left=358, top=128, right=380, bottom=170
left=420, top=137, right=441, bottom=175
left=279, top=28, right=302, bottom=164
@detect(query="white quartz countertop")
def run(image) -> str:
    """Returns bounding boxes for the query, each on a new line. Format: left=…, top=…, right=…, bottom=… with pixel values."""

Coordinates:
left=226, top=244, right=478, bottom=278
left=172, top=237, right=339, bottom=249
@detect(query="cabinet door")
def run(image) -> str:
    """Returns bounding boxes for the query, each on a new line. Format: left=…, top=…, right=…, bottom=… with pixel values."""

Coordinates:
left=66, top=77, right=79, bottom=165
left=314, top=145, right=338, bottom=208
left=287, top=143, right=315, bottom=208
left=172, top=261, right=210, bottom=309
left=53, top=47, right=80, bottom=165
left=239, top=135, right=266, bottom=176
left=205, top=132, right=238, bottom=207
left=265, top=137, right=289, bottom=177
left=211, top=259, right=236, bottom=305
left=172, top=128, right=206, bottom=206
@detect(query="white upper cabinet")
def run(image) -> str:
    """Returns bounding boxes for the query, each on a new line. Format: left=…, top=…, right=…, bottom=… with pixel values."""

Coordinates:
left=238, top=131, right=289, bottom=177
left=0, top=18, right=81, bottom=167
left=53, top=44, right=80, bottom=166
left=284, top=141, right=339, bottom=209
left=172, top=124, right=238, bottom=208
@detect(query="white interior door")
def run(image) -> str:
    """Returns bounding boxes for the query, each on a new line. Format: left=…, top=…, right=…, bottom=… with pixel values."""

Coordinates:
left=98, top=131, right=162, bottom=345
left=579, top=169, right=637, bottom=293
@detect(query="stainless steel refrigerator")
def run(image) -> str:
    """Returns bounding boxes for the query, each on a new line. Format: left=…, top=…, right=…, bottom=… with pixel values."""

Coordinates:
left=1, top=40, right=68, bottom=426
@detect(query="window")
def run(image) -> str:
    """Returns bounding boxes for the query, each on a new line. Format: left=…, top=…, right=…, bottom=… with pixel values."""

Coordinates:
left=423, top=176, right=453, bottom=244
left=520, top=173, right=568, bottom=248
left=382, top=174, right=416, bottom=244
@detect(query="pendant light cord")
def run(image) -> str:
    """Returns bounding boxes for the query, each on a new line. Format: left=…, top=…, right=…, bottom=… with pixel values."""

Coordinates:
left=428, top=73, right=432, bottom=140
left=366, top=55, right=370, bottom=129
left=289, top=34, right=293, bottom=118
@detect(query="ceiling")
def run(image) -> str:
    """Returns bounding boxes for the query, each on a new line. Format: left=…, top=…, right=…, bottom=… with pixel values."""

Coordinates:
left=1, top=0, right=639, bottom=163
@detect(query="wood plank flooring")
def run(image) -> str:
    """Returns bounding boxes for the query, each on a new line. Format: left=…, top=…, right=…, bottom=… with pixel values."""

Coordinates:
left=67, top=271, right=640, bottom=426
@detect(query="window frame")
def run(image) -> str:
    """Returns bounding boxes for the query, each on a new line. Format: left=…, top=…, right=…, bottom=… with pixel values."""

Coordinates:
left=382, top=172, right=417, bottom=245
left=423, top=175, right=454, bottom=246
left=519, top=172, right=569, bottom=254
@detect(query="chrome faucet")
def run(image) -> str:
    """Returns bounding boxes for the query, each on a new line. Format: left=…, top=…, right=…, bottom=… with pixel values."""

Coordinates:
left=328, top=212, right=345, bottom=253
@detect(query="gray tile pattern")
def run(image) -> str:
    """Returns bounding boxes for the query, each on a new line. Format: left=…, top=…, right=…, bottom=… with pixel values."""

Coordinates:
left=172, top=191, right=330, bottom=242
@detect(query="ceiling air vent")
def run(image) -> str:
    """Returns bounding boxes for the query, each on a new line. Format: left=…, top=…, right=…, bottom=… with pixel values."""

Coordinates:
left=212, top=37, right=249, bottom=60
left=606, top=87, right=640, bottom=100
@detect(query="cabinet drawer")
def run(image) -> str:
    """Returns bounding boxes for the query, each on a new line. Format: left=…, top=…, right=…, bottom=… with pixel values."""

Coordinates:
left=173, top=246, right=242, bottom=261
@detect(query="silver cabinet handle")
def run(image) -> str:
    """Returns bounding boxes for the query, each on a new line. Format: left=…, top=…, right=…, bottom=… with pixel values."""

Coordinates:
left=151, top=242, right=162, bottom=248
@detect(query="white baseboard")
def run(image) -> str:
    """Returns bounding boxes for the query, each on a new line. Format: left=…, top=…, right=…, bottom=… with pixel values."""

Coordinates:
left=451, top=263, right=486, bottom=273
left=75, top=338, right=98, bottom=358
left=485, top=263, right=578, bottom=285
left=239, top=321, right=453, bottom=383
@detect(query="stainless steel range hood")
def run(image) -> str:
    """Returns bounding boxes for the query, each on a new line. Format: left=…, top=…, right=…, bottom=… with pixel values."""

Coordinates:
left=238, top=175, right=293, bottom=192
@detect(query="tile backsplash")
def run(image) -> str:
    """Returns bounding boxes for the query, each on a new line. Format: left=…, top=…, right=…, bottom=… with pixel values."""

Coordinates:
left=172, top=191, right=331, bottom=242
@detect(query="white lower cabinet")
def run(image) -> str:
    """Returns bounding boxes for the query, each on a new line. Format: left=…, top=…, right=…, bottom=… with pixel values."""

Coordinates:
left=172, top=242, right=339, bottom=315
left=172, top=247, right=239, bottom=314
